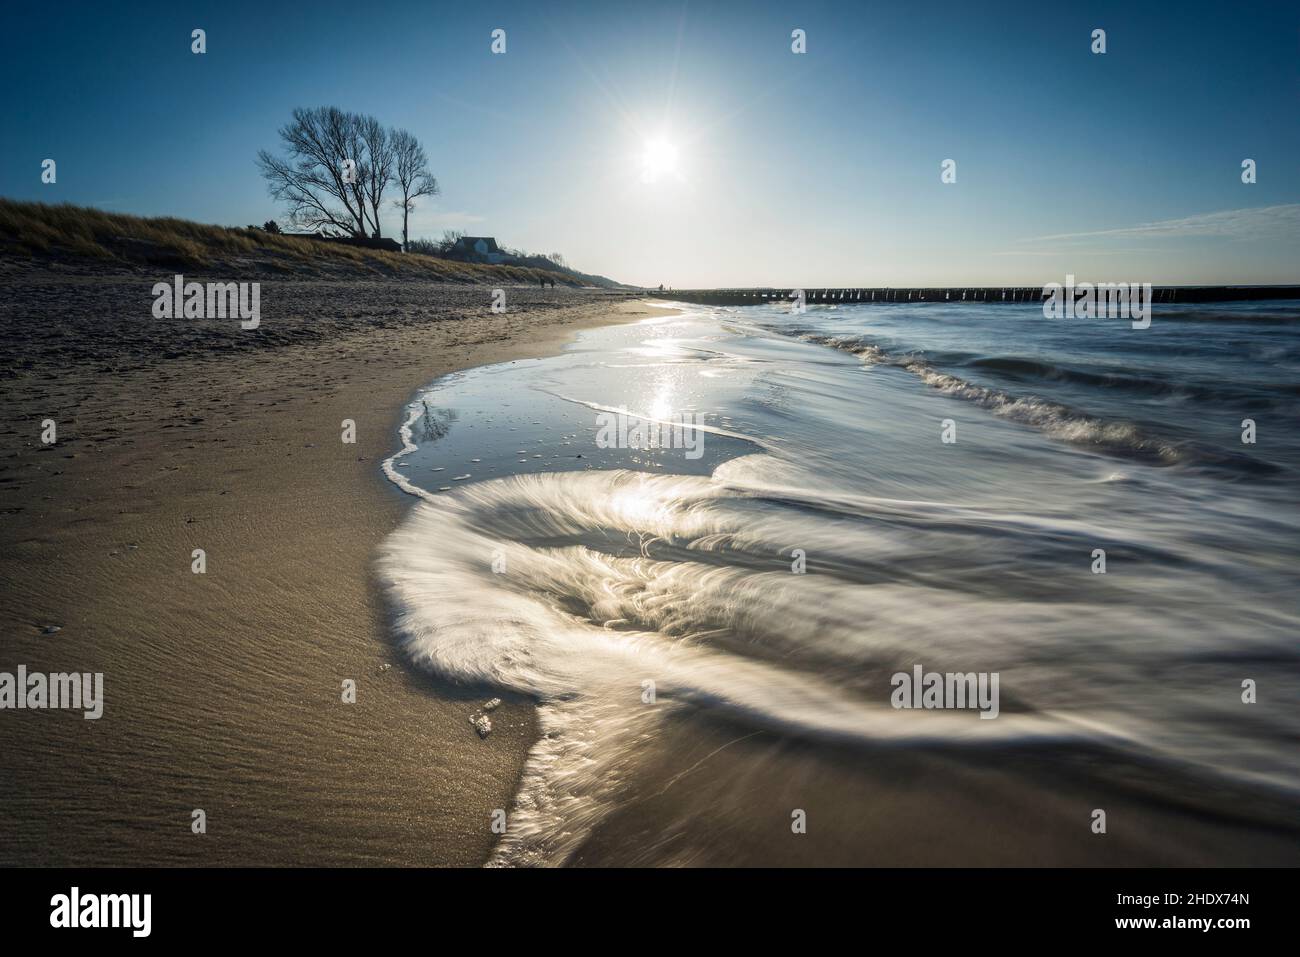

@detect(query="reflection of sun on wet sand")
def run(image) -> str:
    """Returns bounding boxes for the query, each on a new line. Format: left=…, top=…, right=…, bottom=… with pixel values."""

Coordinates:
left=0, top=258, right=658, bottom=865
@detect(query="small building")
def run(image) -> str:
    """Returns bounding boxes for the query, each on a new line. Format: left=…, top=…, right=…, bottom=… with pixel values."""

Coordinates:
left=448, top=236, right=508, bottom=264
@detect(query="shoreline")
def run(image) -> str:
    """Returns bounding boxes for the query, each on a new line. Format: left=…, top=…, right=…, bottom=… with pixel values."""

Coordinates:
left=367, top=301, right=1300, bottom=867
left=5, top=277, right=1294, bottom=867
left=0, top=275, right=658, bottom=865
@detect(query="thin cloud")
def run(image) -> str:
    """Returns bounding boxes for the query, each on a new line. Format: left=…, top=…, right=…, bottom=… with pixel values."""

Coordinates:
left=1022, top=204, right=1300, bottom=244
left=990, top=248, right=1162, bottom=257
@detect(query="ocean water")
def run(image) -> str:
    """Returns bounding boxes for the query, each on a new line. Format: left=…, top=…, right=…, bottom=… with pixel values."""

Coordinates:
left=379, top=300, right=1300, bottom=866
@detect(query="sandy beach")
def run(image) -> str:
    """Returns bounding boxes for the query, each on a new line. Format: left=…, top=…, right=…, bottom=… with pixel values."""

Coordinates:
left=5, top=263, right=1298, bottom=869
left=0, top=265, right=649, bottom=865
left=4, top=3, right=1300, bottom=934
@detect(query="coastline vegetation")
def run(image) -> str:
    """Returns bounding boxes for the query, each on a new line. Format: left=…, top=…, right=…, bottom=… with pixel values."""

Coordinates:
left=0, top=198, right=581, bottom=284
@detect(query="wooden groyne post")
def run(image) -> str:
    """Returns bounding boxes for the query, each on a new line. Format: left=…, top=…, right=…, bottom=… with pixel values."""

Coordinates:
left=653, top=286, right=1300, bottom=306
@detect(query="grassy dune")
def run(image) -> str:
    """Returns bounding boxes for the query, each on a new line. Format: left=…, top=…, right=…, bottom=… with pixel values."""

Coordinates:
left=0, top=199, right=583, bottom=284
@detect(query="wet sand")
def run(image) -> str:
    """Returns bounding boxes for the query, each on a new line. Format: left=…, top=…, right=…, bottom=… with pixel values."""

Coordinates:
left=0, top=268, right=648, bottom=865
left=568, top=710, right=1300, bottom=866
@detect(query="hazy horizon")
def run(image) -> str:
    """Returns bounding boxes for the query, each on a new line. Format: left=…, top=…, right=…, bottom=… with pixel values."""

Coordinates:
left=4, top=0, right=1298, bottom=287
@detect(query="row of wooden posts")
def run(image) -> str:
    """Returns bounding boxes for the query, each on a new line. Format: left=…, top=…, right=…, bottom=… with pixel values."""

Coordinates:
left=656, top=286, right=1300, bottom=305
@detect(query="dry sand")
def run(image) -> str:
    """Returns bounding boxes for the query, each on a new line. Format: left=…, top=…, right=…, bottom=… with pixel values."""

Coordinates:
left=0, top=269, right=653, bottom=865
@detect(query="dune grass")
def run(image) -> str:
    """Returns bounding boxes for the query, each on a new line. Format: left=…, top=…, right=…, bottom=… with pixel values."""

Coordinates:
left=0, top=199, right=580, bottom=284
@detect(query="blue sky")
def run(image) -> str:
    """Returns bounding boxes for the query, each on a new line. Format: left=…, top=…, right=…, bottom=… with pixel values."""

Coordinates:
left=3, top=0, right=1298, bottom=286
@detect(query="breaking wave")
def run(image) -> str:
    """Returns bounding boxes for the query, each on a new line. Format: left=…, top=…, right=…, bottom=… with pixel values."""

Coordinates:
left=797, top=332, right=1279, bottom=474
left=379, top=463, right=1299, bottom=864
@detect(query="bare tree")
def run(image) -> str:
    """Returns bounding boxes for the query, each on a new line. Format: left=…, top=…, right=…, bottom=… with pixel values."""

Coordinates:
left=260, top=108, right=443, bottom=244
left=358, top=116, right=395, bottom=238
left=390, top=129, right=440, bottom=251
left=257, top=107, right=377, bottom=236
left=437, top=229, right=465, bottom=254
left=331, top=109, right=372, bottom=235
left=403, top=237, right=441, bottom=257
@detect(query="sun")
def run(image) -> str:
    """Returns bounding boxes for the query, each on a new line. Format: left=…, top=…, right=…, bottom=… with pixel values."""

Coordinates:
left=640, top=138, right=679, bottom=183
